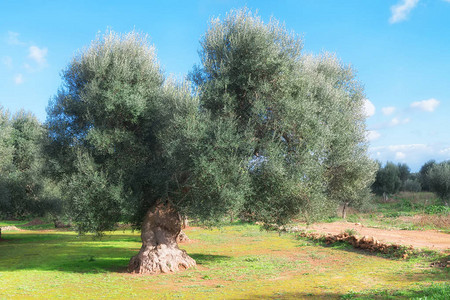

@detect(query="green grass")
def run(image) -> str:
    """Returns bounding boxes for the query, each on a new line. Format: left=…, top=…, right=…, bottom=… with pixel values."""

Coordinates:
left=341, top=282, right=450, bottom=299
left=338, top=192, right=450, bottom=232
left=376, top=192, right=443, bottom=216
left=0, top=219, right=56, bottom=230
left=0, top=221, right=448, bottom=299
left=0, top=220, right=29, bottom=227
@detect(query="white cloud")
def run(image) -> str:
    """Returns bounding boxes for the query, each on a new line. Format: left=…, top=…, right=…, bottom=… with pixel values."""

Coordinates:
left=14, top=74, right=24, bottom=85
left=367, top=130, right=381, bottom=141
left=387, top=117, right=410, bottom=127
left=440, top=147, right=450, bottom=155
left=6, top=31, right=25, bottom=45
left=389, top=0, right=419, bottom=24
left=390, top=118, right=400, bottom=126
left=395, top=151, right=406, bottom=160
left=363, top=99, right=375, bottom=117
left=1, top=56, right=13, bottom=68
left=369, top=143, right=450, bottom=171
left=382, top=106, right=396, bottom=115
left=387, top=144, right=429, bottom=152
left=410, top=98, right=440, bottom=112
left=28, top=45, right=48, bottom=66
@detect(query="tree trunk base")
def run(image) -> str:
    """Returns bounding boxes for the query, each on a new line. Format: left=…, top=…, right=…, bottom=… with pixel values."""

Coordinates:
left=128, top=243, right=196, bottom=274
left=127, top=202, right=196, bottom=274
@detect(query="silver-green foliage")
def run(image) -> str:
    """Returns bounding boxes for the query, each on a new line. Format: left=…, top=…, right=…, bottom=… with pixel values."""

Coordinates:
left=0, top=107, right=14, bottom=214
left=372, top=161, right=402, bottom=198
left=46, top=31, right=200, bottom=232
left=191, top=9, right=376, bottom=223
left=428, top=161, right=450, bottom=206
left=0, top=108, right=52, bottom=218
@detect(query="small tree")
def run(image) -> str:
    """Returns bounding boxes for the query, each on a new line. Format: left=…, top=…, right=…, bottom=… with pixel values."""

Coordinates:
left=428, top=161, right=450, bottom=206
left=419, top=160, right=436, bottom=192
left=397, top=163, right=410, bottom=190
left=0, top=109, right=51, bottom=219
left=0, top=107, right=14, bottom=218
left=372, top=162, right=401, bottom=201
left=402, top=179, right=421, bottom=192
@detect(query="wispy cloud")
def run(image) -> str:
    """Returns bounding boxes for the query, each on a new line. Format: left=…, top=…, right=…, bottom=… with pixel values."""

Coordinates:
left=389, top=0, right=419, bottom=24
left=410, top=98, right=440, bottom=112
left=395, top=151, right=406, bottom=160
left=363, top=99, right=375, bottom=117
left=372, top=144, right=429, bottom=152
left=28, top=45, right=48, bottom=67
left=367, top=130, right=381, bottom=141
left=14, top=74, right=24, bottom=85
left=1, top=56, right=13, bottom=68
left=390, top=118, right=400, bottom=126
left=368, top=143, right=450, bottom=171
left=440, top=147, right=450, bottom=155
left=382, top=106, right=396, bottom=115
left=6, top=31, right=25, bottom=45
left=389, top=117, right=410, bottom=126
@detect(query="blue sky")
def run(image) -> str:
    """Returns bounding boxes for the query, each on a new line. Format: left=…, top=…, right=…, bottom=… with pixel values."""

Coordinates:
left=1, top=0, right=449, bottom=171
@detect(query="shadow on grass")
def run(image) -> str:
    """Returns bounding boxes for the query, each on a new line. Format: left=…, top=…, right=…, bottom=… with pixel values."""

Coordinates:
left=189, top=253, right=232, bottom=265
left=0, top=231, right=140, bottom=274
left=0, top=231, right=232, bottom=274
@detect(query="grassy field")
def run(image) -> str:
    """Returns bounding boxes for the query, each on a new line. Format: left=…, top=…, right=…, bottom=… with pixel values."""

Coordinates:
left=333, top=192, right=450, bottom=233
left=0, top=219, right=448, bottom=299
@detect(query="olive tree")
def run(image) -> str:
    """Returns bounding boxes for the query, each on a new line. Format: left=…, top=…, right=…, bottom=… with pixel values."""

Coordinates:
left=190, top=9, right=376, bottom=223
left=0, top=107, right=14, bottom=217
left=428, top=161, right=450, bottom=206
left=419, top=160, right=436, bottom=191
left=0, top=109, right=51, bottom=219
left=397, top=163, right=410, bottom=190
left=46, top=31, right=200, bottom=274
left=372, top=162, right=401, bottom=201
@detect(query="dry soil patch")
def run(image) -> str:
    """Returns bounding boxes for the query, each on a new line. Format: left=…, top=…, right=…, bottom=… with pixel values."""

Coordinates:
left=301, top=221, right=450, bottom=251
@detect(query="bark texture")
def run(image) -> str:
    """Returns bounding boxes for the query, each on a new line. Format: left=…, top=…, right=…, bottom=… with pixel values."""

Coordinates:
left=128, top=203, right=196, bottom=274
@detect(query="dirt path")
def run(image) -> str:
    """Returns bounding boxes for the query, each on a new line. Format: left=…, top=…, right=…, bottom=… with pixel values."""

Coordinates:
left=300, top=222, right=450, bottom=251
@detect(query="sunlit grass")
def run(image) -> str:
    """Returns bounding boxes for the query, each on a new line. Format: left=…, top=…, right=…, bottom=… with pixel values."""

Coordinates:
left=0, top=221, right=448, bottom=299
left=333, top=192, right=450, bottom=232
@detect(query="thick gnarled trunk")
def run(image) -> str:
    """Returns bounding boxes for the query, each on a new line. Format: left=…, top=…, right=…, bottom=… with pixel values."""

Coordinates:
left=128, top=203, right=196, bottom=274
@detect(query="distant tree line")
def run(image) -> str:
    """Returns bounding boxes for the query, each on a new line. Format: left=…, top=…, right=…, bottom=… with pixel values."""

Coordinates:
left=372, top=160, right=450, bottom=205
left=0, top=108, right=62, bottom=221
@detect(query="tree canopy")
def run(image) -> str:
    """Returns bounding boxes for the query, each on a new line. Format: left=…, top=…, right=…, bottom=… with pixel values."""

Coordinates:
left=0, top=108, right=52, bottom=219
left=419, top=159, right=436, bottom=192
left=428, top=161, right=450, bottom=206
left=371, top=161, right=402, bottom=200
left=190, top=9, right=376, bottom=223
left=46, top=31, right=196, bottom=232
